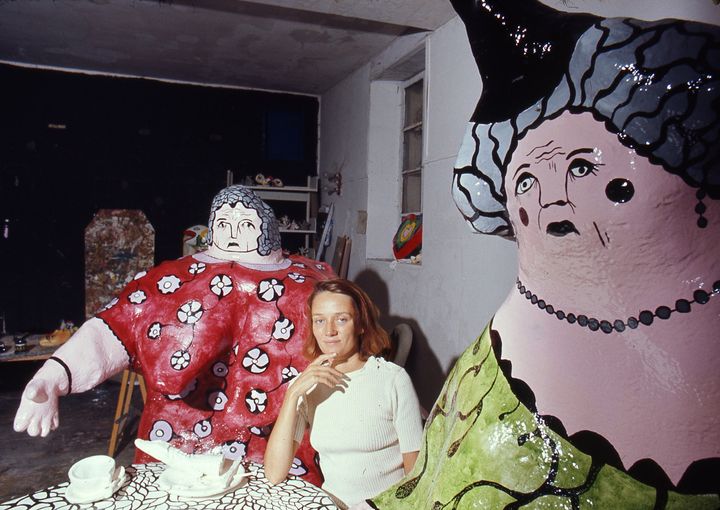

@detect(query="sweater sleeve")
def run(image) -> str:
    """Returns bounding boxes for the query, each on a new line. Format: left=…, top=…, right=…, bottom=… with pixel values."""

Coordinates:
left=391, top=368, right=424, bottom=453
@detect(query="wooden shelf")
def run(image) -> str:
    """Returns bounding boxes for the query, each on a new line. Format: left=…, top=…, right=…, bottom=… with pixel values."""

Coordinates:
left=251, top=176, right=318, bottom=255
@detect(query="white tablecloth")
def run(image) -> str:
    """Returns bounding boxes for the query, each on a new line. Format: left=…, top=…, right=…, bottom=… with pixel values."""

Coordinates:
left=0, top=462, right=339, bottom=509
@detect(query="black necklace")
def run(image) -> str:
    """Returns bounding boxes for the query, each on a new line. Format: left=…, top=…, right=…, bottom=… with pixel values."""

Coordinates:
left=516, top=278, right=720, bottom=334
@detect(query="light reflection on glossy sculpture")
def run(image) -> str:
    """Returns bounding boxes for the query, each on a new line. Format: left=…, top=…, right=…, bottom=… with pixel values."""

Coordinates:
left=370, top=0, right=719, bottom=507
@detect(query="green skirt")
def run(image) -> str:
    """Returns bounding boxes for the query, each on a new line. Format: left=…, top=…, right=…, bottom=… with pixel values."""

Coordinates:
left=369, top=325, right=719, bottom=509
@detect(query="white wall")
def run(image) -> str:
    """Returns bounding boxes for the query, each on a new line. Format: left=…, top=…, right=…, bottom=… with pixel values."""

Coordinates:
left=319, top=16, right=517, bottom=407
left=318, top=0, right=720, bottom=408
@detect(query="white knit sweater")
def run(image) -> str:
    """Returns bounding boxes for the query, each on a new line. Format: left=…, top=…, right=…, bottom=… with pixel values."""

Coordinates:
left=293, top=356, right=423, bottom=506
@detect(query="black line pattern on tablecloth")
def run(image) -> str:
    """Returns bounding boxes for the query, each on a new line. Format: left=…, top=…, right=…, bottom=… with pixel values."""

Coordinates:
left=0, top=463, right=338, bottom=510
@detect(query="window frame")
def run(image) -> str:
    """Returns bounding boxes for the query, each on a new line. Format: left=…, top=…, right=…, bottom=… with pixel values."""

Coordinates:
left=400, top=72, right=425, bottom=216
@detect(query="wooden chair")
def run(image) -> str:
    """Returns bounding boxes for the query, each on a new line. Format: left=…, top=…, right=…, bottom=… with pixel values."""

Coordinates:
left=107, top=369, right=147, bottom=457
left=390, top=323, right=413, bottom=367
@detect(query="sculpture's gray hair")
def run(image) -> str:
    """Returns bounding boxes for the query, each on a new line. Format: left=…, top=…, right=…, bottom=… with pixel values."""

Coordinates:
left=453, top=17, right=720, bottom=238
left=207, top=185, right=281, bottom=255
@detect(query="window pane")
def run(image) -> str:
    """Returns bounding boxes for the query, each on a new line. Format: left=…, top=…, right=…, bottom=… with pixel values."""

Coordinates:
left=404, top=79, right=423, bottom=127
left=403, top=126, right=422, bottom=171
left=402, top=171, right=422, bottom=213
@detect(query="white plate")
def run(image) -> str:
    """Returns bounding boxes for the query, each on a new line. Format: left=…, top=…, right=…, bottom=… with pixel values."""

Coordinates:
left=66, top=467, right=128, bottom=504
left=157, top=463, right=251, bottom=499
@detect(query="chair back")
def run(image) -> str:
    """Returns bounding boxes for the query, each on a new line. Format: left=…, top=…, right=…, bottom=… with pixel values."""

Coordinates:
left=390, top=323, right=413, bottom=367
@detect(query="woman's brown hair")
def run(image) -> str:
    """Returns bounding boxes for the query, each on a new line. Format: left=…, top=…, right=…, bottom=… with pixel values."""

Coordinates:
left=303, top=279, right=391, bottom=361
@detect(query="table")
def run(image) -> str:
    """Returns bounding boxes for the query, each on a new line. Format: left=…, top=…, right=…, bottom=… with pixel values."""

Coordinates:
left=0, top=462, right=339, bottom=510
left=0, top=334, right=56, bottom=362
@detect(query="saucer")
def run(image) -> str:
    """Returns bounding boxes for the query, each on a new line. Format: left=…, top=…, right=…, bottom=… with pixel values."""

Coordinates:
left=66, top=466, right=127, bottom=504
left=157, top=463, right=251, bottom=499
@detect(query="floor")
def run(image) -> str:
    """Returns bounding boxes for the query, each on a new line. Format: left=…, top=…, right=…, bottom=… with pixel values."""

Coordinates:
left=0, top=361, right=140, bottom=502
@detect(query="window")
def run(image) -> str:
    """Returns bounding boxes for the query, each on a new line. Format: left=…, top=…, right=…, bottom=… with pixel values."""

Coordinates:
left=401, top=76, right=424, bottom=215
left=365, top=44, right=425, bottom=262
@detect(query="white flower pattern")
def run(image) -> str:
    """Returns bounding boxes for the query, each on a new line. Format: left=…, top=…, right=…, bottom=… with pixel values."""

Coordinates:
left=149, top=420, right=173, bottom=442
left=189, top=262, right=206, bottom=275
left=282, top=365, right=299, bottom=382
left=272, top=317, right=294, bottom=341
left=194, top=419, right=212, bottom=438
left=212, top=361, right=229, bottom=378
left=177, top=300, right=203, bottom=324
left=210, top=274, right=233, bottom=297
left=170, top=350, right=191, bottom=370
left=242, top=348, right=270, bottom=374
left=133, top=270, right=147, bottom=280
left=289, top=457, right=308, bottom=477
left=249, top=425, right=272, bottom=438
left=287, top=272, right=305, bottom=283
left=245, top=389, right=268, bottom=413
left=257, top=278, right=285, bottom=302
left=147, top=322, right=162, bottom=339
left=208, top=390, right=228, bottom=411
left=157, top=275, right=182, bottom=294
left=128, top=290, right=147, bottom=304
left=222, top=440, right=247, bottom=461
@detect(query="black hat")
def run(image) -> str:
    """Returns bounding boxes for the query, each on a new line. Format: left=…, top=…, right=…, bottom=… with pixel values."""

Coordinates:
left=451, top=0, right=597, bottom=123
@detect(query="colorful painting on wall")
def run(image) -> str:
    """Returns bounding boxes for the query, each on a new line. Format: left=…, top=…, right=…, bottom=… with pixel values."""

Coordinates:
left=371, top=0, right=719, bottom=507
left=84, top=209, right=155, bottom=319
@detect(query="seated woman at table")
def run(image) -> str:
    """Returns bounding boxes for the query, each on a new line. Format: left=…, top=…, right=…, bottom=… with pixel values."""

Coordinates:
left=264, top=279, right=423, bottom=507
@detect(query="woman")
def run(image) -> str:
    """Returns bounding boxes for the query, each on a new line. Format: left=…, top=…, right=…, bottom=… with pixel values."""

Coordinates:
left=264, top=279, right=423, bottom=507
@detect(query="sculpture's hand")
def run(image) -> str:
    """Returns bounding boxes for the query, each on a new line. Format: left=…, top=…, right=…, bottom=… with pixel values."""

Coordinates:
left=14, top=377, right=62, bottom=437
left=13, top=317, right=129, bottom=439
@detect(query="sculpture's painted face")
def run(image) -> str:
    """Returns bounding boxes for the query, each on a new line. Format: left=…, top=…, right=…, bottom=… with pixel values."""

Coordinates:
left=505, top=111, right=697, bottom=260
left=210, top=202, right=263, bottom=254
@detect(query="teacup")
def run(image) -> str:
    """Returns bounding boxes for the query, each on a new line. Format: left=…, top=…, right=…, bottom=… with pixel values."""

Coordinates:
left=68, top=455, right=117, bottom=493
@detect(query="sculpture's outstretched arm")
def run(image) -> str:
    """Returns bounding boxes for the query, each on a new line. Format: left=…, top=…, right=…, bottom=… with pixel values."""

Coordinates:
left=13, top=317, right=129, bottom=437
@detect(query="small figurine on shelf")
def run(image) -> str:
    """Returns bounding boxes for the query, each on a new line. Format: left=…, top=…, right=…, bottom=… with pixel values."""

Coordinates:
left=278, top=215, right=292, bottom=230
left=254, top=173, right=284, bottom=187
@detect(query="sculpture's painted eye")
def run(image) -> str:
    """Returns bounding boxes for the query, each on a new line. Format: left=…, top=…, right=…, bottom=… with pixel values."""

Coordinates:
left=568, top=158, right=598, bottom=179
left=515, top=172, right=536, bottom=195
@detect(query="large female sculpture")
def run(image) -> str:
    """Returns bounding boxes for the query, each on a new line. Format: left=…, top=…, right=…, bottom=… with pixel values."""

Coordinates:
left=15, top=185, right=332, bottom=486
left=370, top=0, right=719, bottom=507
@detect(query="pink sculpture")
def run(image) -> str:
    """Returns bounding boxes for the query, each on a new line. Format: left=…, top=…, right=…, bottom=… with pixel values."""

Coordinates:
left=14, top=185, right=332, bottom=486
left=371, top=1, right=718, bottom=507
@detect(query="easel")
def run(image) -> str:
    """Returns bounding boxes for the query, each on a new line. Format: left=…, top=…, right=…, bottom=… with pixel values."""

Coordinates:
left=107, top=369, right=147, bottom=457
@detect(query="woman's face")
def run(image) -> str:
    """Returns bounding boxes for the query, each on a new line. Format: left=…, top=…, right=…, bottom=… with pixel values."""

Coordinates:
left=505, top=111, right=696, bottom=260
left=311, top=291, right=360, bottom=360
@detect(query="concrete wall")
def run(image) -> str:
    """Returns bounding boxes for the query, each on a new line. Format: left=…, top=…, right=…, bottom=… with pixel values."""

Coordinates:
left=317, top=0, right=720, bottom=408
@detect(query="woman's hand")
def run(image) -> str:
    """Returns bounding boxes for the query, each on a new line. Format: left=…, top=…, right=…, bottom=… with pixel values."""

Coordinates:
left=265, top=353, right=347, bottom=485
left=285, top=353, right=346, bottom=403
